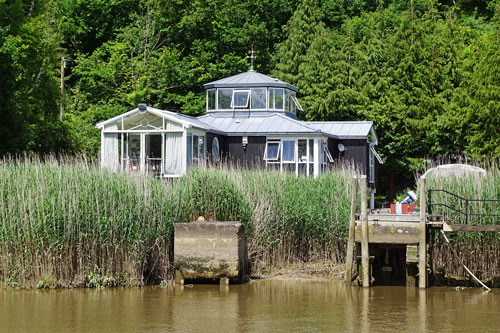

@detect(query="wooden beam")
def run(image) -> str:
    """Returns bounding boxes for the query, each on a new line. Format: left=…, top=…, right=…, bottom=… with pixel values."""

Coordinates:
left=360, top=175, right=369, bottom=288
left=445, top=224, right=500, bottom=232
left=354, top=222, right=420, bottom=244
left=368, top=214, right=420, bottom=222
left=418, top=176, right=427, bottom=289
left=345, top=176, right=358, bottom=285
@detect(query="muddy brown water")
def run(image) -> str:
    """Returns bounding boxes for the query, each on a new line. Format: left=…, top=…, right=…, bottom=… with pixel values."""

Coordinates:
left=2, top=280, right=500, bottom=332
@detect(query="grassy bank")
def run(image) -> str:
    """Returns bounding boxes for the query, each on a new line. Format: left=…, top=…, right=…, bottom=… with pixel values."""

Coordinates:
left=0, top=156, right=355, bottom=288
left=423, top=163, right=500, bottom=285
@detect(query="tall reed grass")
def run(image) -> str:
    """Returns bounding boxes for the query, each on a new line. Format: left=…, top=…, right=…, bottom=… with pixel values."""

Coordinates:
left=0, top=156, right=355, bottom=288
left=422, top=162, right=500, bottom=284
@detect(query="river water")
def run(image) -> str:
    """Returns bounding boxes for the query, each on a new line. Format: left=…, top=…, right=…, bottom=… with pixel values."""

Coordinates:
left=2, top=280, right=499, bottom=332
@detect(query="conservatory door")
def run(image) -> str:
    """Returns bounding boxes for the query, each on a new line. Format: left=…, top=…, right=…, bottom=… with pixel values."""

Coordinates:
left=145, top=134, right=162, bottom=176
left=125, top=133, right=142, bottom=172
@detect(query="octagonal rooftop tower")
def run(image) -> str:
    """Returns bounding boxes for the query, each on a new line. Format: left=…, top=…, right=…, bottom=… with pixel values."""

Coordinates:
left=203, top=70, right=302, bottom=118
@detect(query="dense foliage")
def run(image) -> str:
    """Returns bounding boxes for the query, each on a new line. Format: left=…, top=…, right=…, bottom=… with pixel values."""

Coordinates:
left=1, top=0, right=500, bottom=185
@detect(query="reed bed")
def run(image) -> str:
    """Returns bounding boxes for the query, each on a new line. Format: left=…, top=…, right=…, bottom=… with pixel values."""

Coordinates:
left=0, top=156, right=355, bottom=288
left=422, top=162, right=500, bottom=285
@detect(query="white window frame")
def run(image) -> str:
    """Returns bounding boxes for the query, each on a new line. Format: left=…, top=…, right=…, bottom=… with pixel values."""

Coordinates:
left=263, top=140, right=281, bottom=161
left=265, top=137, right=322, bottom=177
left=230, top=89, right=250, bottom=108
left=281, top=140, right=296, bottom=163
left=291, top=94, right=303, bottom=111
left=369, top=147, right=375, bottom=183
left=322, top=140, right=333, bottom=163
left=297, top=138, right=314, bottom=177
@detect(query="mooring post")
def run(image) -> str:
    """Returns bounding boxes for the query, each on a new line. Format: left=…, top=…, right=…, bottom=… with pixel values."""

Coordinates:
left=345, top=176, right=358, bottom=285
left=419, top=176, right=427, bottom=288
left=360, top=175, right=369, bottom=288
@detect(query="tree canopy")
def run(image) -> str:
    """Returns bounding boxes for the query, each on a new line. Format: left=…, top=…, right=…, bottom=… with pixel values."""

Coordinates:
left=1, top=0, right=500, bottom=190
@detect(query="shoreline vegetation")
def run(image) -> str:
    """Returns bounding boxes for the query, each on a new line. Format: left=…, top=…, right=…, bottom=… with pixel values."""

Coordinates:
left=1, top=156, right=500, bottom=289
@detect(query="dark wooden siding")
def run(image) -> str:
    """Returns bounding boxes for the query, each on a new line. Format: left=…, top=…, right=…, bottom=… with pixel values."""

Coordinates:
left=225, top=136, right=266, bottom=168
left=206, top=133, right=265, bottom=168
left=327, top=138, right=376, bottom=186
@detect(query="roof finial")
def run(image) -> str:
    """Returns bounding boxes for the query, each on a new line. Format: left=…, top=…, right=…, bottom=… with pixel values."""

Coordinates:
left=247, top=45, right=256, bottom=71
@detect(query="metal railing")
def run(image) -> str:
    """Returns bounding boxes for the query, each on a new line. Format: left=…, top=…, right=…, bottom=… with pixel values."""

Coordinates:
left=428, top=189, right=500, bottom=224
left=121, top=157, right=163, bottom=176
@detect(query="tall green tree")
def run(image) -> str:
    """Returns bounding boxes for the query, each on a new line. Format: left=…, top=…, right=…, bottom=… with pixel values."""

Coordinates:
left=0, top=0, right=69, bottom=155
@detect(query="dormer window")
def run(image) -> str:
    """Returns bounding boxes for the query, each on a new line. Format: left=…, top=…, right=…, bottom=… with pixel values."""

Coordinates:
left=231, top=90, right=250, bottom=108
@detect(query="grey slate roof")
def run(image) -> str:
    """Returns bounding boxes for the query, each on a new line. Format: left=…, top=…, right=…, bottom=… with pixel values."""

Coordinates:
left=198, top=113, right=325, bottom=136
left=203, top=70, right=299, bottom=91
left=306, top=121, right=374, bottom=140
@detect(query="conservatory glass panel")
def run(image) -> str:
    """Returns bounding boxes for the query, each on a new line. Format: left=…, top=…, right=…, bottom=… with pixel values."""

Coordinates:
left=285, top=90, right=290, bottom=111
left=127, top=134, right=141, bottom=171
left=250, top=88, right=266, bottom=109
left=298, top=139, right=308, bottom=162
left=193, top=135, right=199, bottom=164
left=218, top=88, right=233, bottom=109
left=308, top=139, right=314, bottom=161
left=199, top=136, right=205, bottom=160
left=282, top=140, right=295, bottom=162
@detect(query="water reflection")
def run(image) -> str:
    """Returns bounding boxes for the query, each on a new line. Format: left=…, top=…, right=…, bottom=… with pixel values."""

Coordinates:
left=1, top=281, right=499, bottom=332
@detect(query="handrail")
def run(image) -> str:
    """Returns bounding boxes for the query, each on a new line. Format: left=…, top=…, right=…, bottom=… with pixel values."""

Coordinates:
left=428, top=189, right=500, bottom=224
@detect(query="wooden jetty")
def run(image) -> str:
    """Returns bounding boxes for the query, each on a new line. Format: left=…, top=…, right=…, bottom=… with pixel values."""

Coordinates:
left=345, top=175, right=500, bottom=288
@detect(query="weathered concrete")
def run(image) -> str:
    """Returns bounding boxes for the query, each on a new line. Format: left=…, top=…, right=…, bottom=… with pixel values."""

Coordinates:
left=174, top=222, right=248, bottom=281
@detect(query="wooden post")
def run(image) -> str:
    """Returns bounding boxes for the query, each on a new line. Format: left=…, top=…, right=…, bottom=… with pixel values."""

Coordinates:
left=419, top=176, right=427, bottom=288
left=360, top=175, right=369, bottom=287
left=345, top=176, right=358, bottom=285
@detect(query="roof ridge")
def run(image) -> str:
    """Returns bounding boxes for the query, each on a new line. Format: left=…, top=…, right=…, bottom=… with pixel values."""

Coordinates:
left=276, top=113, right=321, bottom=131
left=307, top=120, right=373, bottom=124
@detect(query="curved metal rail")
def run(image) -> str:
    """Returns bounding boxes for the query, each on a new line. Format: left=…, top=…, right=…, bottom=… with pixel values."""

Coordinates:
left=428, top=189, right=500, bottom=224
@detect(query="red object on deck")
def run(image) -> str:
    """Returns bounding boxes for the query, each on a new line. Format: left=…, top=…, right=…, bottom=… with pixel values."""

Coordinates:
left=401, top=203, right=408, bottom=214
left=390, top=202, right=396, bottom=214
left=408, top=201, right=417, bottom=212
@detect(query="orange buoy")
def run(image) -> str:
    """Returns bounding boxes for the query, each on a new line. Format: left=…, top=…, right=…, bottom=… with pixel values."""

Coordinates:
left=196, top=215, right=206, bottom=222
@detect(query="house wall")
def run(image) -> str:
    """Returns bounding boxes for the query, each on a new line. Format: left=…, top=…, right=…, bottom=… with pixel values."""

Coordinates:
left=225, top=136, right=266, bottom=168
left=206, top=134, right=266, bottom=168
left=328, top=138, right=376, bottom=186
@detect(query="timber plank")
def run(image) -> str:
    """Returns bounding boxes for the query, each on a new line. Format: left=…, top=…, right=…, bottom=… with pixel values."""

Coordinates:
left=445, top=224, right=500, bottom=232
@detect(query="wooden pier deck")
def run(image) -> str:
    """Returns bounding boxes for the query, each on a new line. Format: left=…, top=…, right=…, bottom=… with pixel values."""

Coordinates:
left=345, top=175, right=500, bottom=289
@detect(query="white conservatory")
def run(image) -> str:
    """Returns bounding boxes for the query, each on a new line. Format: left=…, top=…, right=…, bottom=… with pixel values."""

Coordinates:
left=95, top=104, right=217, bottom=177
